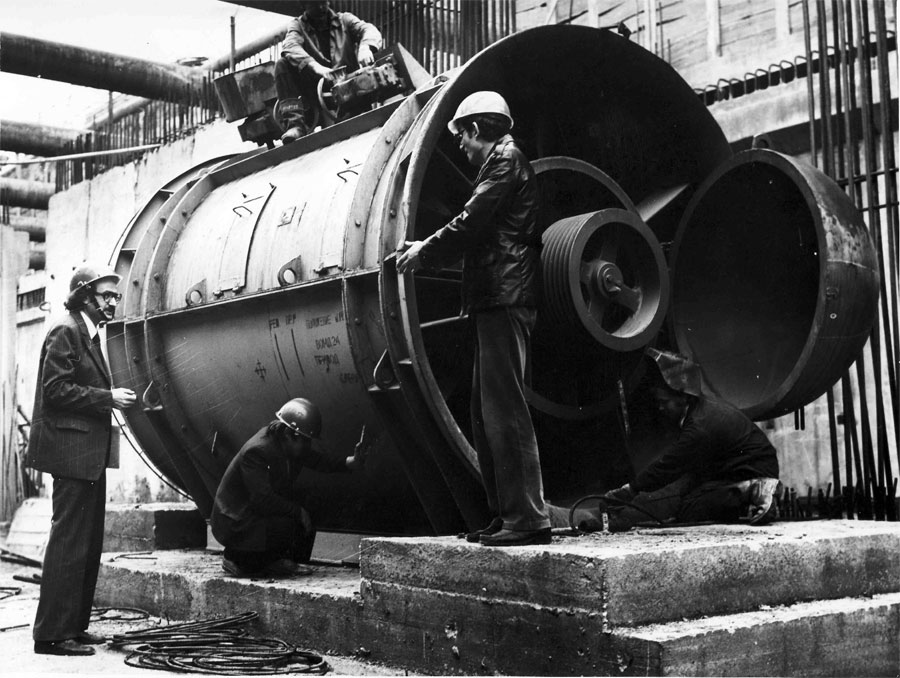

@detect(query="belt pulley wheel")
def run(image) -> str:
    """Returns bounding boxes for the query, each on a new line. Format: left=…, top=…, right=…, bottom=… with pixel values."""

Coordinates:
left=541, top=208, right=669, bottom=352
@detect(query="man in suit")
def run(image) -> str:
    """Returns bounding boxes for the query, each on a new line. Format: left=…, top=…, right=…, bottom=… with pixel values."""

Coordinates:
left=26, top=263, right=136, bottom=656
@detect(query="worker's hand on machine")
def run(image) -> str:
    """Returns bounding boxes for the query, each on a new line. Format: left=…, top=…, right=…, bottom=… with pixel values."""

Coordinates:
left=357, top=44, right=376, bottom=67
left=603, top=482, right=636, bottom=505
left=310, top=61, right=336, bottom=83
left=396, top=240, right=425, bottom=273
left=112, top=387, right=137, bottom=409
left=347, top=425, right=375, bottom=471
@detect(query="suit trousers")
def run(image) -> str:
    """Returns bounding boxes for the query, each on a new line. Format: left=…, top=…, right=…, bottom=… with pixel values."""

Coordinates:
left=471, top=307, right=550, bottom=531
left=33, top=473, right=106, bottom=641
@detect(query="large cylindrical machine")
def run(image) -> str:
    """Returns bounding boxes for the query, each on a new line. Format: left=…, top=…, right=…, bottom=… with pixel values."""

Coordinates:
left=108, top=26, right=878, bottom=535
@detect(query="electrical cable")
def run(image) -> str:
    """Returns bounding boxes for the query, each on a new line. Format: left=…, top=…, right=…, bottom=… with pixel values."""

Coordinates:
left=111, top=611, right=330, bottom=675
left=567, top=494, right=665, bottom=531
left=91, top=606, right=151, bottom=622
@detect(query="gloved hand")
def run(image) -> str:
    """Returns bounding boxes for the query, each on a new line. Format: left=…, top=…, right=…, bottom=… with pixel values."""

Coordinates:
left=357, top=44, right=375, bottom=67
left=603, top=483, right=635, bottom=505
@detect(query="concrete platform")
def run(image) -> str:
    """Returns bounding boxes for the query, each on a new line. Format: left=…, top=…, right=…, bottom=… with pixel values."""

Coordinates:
left=93, top=520, right=900, bottom=676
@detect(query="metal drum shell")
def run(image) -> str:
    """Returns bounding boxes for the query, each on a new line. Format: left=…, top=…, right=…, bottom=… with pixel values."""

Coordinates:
left=670, top=149, right=880, bottom=420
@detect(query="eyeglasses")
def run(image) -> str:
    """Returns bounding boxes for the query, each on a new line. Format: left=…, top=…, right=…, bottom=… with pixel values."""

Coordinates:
left=96, top=291, right=122, bottom=303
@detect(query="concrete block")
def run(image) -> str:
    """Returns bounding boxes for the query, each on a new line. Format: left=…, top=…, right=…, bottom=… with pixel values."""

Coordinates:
left=635, top=592, right=900, bottom=677
left=96, top=548, right=900, bottom=677
left=103, top=502, right=207, bottom=552
left=95, top=550, right=364, bottom=655
left=361, top=521, right=900, bottom=626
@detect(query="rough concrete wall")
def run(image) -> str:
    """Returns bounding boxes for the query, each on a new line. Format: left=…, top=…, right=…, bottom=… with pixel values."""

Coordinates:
left=19, top=120, right=258, bottom=506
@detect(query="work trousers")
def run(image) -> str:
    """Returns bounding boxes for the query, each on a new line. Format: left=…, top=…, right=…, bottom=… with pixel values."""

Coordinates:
left=274, top=58, right=321, bottom=123
left=33, top=473, right=106, bottom=642
left=223, top=513, right=315, bottom=573
left=616, top=474, right=745, bottom=528
left=471, top=306, right=550, bottom=531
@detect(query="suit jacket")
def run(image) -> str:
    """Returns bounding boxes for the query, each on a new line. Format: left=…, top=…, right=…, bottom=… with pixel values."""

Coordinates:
left=26, top=311, right=118, bottom=481
left=210, top=426, right=346, bottom=552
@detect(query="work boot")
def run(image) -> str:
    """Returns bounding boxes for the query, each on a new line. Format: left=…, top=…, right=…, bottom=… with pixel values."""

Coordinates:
left=275, top=97, right=311, bottom=144
left=746, top=478, right=782, bottom=525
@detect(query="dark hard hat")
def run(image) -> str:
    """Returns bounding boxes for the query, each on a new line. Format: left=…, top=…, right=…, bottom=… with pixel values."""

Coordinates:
left=276, top=397, right=322, bottom=439
left=69, top=263, right=121, bottom=292
left=646, top=347, right=702, bottom=396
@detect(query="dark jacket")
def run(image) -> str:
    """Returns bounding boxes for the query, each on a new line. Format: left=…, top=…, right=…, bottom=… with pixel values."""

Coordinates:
left=634, top=396, right=779, bottom=492
left=420, top=134, right=541, bottom=313
left=282, top=9, right=382, bottom=73
left=26, top=311, right=118, bottom=481
left=210, top=426, right=346, bottom=552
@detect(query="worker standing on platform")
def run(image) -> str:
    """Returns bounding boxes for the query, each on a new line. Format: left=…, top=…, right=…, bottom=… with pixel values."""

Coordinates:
left=582, top=349, right=782, bottom=532
left=397, top=91, right=552, bottom=547
left=274, top=1, right=382, bottom=142
left=211, top=398, right=371, bottom=577
left=27, top=263, right=136, bottom=656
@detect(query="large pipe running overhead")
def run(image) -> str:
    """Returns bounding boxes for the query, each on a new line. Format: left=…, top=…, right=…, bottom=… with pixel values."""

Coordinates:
left=0, top=120, right=86, bottom=157
left=0, top=178, right=56, bottom=210
left=0, top=32, right=207, bottom=103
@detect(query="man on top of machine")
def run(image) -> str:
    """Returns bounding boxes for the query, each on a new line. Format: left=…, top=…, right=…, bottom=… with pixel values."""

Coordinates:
left=211, top=397, right=372, bottom=578
left=581, top=349, right=782, bottom=532
left=397, top=91, right=552, bottom=547
left=274, top=1, right=383, bottom=143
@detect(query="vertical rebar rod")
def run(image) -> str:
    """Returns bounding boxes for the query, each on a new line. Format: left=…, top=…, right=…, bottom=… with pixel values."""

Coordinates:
left=802, top=1, right=818, bottom=165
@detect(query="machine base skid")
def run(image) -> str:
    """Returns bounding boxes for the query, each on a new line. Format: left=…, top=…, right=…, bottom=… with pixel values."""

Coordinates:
left=95, top=520, right=900, bottom=676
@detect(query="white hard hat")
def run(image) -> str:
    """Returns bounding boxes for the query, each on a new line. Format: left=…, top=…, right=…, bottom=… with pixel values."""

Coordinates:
left=447, top=91, right=514, bottom=134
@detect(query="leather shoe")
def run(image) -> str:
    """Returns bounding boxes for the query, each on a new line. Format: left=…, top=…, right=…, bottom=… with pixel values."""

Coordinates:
left=464, top=517, right=503, bottom=543
left=75, top=631, right=106, bottom=645
left=34, top=639, right=96, bottom=656
left=480, top=527, right=552, bottom=547
left=261, top=558, right=314, bottom=578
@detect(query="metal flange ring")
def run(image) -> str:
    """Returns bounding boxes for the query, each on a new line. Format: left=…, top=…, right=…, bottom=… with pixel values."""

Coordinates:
left=541, top=208, right=669, bottom=351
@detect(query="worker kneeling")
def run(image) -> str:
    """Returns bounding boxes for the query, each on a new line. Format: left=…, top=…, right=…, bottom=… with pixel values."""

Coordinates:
left=211, top=397, right=369, bottom=578
left=577, top=349, right=782, bottom=533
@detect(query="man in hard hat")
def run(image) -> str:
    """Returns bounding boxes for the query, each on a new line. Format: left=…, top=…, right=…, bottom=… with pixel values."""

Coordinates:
left=578, top=349, right=781, bottom=533
left=211, top=398, right=372, bottom=577
left=27, top=263, right=136, bottom=656
left=397, top=91, right=551, bottom=547
left=275, top=1, right=382, bottom=143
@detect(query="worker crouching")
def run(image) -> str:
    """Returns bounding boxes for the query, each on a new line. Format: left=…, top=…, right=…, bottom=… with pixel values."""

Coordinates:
left=211, top=397, right=370, bottom=578
left=577, top=349, right=782, bottom=533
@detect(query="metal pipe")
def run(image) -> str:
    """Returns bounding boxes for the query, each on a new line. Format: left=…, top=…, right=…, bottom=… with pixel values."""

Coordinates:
left=0, top=178, right=55, bottom=209
left=0, top=120, right=86, bottom=157
left=0, top=32, right=204, bottom=103
left=5, top=215, right=46, bottom=242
